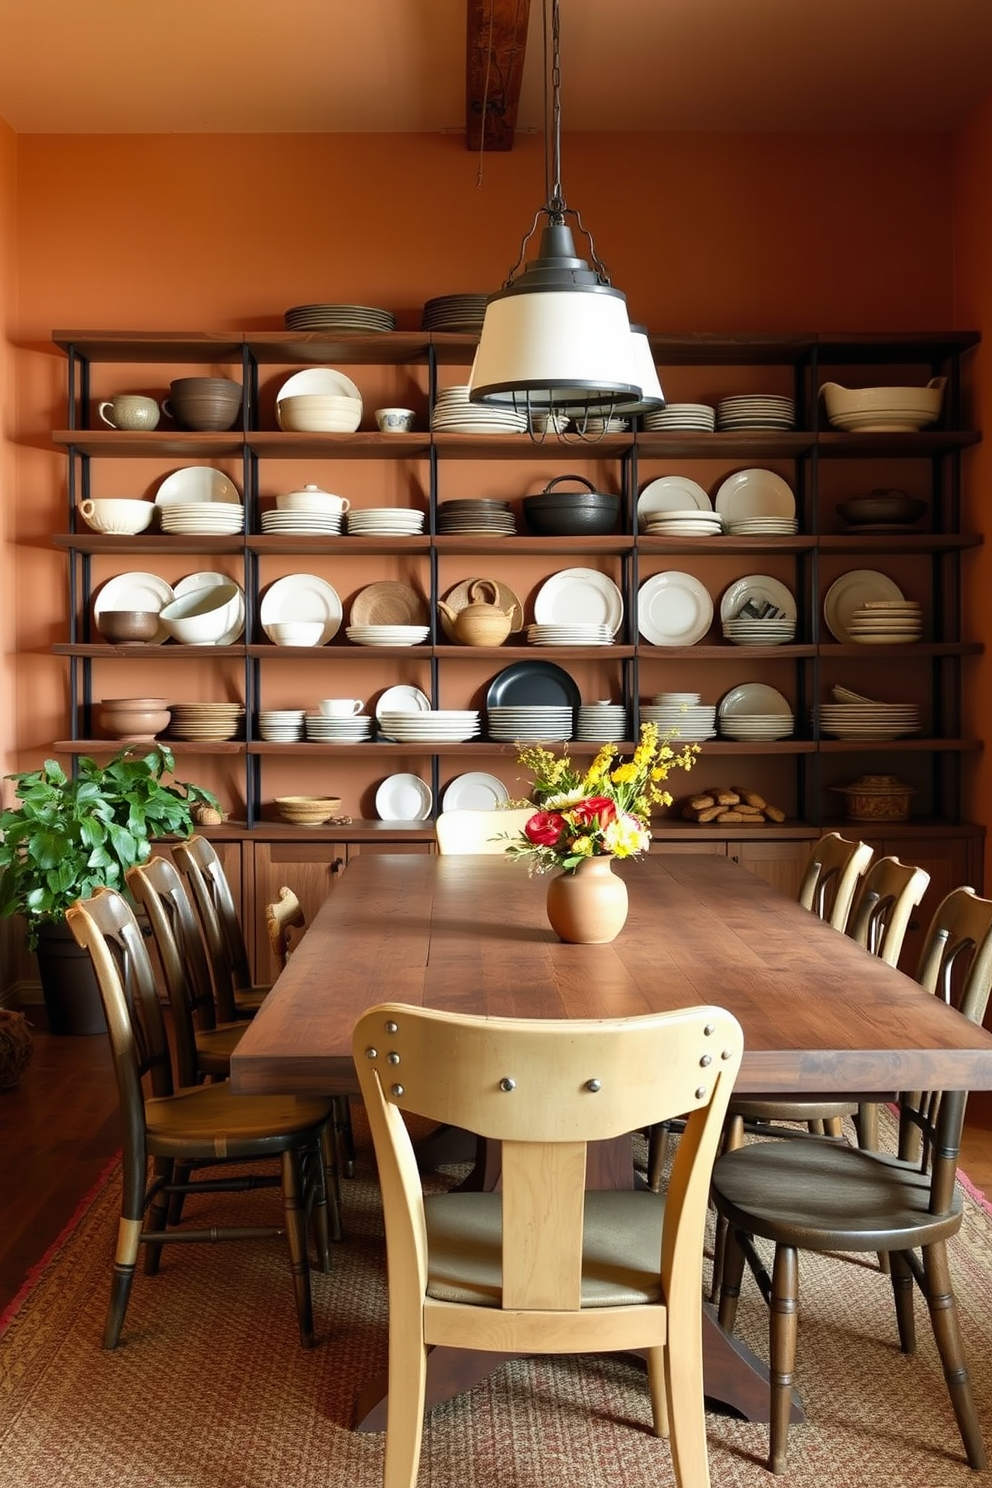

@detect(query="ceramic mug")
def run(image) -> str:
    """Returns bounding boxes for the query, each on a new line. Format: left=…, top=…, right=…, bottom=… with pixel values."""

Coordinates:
left=374, top=407, right=416, bottom=433
left=319, top=698, right=365, bottom=717
left=97, top=394, right=161, bottom=431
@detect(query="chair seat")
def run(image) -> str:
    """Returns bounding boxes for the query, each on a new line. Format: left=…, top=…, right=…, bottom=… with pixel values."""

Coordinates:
left=712, top=1137, right=963, bottom=1253
left=425, top=1190, right=667, bottom=1307
left=194, top=1021, right=246, bottom=1076
left=729, top=1096, right=856, bottom=1124
left=234, top=985, right=268, bottom=1017
left=145, top=1082, right=332, bottom=1156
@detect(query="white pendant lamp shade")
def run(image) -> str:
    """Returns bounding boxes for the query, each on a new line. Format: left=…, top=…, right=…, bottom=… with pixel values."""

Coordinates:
left=618, top=326, right=666, bottom=416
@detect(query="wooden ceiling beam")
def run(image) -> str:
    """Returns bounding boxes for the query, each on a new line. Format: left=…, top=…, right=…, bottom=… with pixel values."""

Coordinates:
left=465, top=0, right=532, bottom=151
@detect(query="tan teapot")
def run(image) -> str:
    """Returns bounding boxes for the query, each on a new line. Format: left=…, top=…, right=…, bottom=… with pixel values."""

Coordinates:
left=438, top=579, right=514, bottom=646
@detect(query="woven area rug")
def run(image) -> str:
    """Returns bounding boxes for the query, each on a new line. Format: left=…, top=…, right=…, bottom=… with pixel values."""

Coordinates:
left=2, top=1117, right=992, bottom=1488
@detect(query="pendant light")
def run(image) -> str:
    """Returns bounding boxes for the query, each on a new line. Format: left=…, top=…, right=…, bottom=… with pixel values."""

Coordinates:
left=468, top=0, right=663, bottom=422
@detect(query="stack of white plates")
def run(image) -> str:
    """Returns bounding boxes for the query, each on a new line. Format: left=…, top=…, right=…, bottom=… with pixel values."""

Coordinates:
left=377, top=710, right=481, bottom=743
left=432, top=386, right=528, bottom=435
left=346, top=625, right=429, bottom=647
left=720, top=574, right=797, bottom=646
left=421, top=294, right=488, bottom=333
left=714, top=468, right=796, bottom=525
left=641, top=701, right=717, bottom=741
left=569, top=416, right=628, bottom=435
left=723, top=517, right=800, bottom=536
left=160, top=502, right=244, bottom=535
left=643, top=510, right=723, bottom=538
left=487, top=705, right=573, bottom=741
left=813, top=701, right=921, bottom=738
left=437, top=499, right=516, bottom=535
left=526, top=624, right=614, bottom=646
left=576, top=703, right=628, bottom=741
left=847, top=600, right=922, bottom=644
left=167, top=702, right=245, bottom=741
left=637, top=475, right=713, bottom=530
left=718, top=683, right=793, bottom=740
left=529, top=412, right=569, bottom=435
left=643, top=403, right=715, bottom=432
left=822, top=570, right=906, bottom=642
left=284, top=303, right=395, bottom=332
left=258, top=709, right=305, bottom=742
left=722, top=617, right=796, bottom=646
left=346, top=507, right=425, bottom=536
left=717, top=395, right=796, bottom=430
left=260, top=509, right=343, bottom=534
left=304, top=713, right=374, bottom=742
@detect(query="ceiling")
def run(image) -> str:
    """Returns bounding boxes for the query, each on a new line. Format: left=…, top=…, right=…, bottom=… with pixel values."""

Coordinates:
left=0, top=0, right=990, bottom=137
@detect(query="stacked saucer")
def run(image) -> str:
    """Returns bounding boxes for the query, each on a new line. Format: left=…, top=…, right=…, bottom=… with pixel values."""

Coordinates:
left=345, top=625, right=430, bottom=647
left=847, top=599, right=922, bottom=644
left=486, top=705, right=573, bottom=741
left=643, top=403, right=715, bottom=432
left=722, top=615, right=796, bottom=645
left=377, top=709, right=481, bottom=743
left=723, top=516, right=799, bottom=536
left=641, top=694, right=717, bottom=741
left=718, top=684, right=794, bottom=741
left=717, top=395, right=796, bottom=430
left=642, top=509, right=722, bottom=538
left=167, top=702, right=244, bottom=741
left=576, top=703, right=628, bottom=741
left=284, top=303, right=395, bottom=332
left=526, top=623, right=614, bottom=646
left=260, top=509, right=343, bottom=535
left=346, top=507, right=425, bottom=536
left=258, top=709, right=305, bottom=742
left=421, top=294, right=488, bottom=333
left=160, top=503, right=244, bottom=535
left=814, top=686, right=921, bottom=738
left=569, top=416, right=628, bottom=435
left=718, top=711, right=794, bottom=741
left=437, top=499, right=516, bottom=535
left=304, top=712, right=374, bottom=742
left=432, top=386, right=528, bottom=435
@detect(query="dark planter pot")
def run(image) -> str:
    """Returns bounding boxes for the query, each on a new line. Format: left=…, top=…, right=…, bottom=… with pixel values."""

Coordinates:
left=35, top=919, right=106, bottom=1036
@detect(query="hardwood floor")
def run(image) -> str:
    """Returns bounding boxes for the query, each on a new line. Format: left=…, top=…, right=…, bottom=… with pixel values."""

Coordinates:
left=2, top=1021, right=992, bottom=1317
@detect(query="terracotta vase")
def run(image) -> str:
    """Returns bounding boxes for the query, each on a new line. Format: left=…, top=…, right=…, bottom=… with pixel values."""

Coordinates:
left=545, top=856, right=629, bottom=944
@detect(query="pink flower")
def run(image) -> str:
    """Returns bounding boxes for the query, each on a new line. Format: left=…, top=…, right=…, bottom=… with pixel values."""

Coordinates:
left=524, top=811, right=566, bottom=846
left=570, top=795, right=616, bottom=827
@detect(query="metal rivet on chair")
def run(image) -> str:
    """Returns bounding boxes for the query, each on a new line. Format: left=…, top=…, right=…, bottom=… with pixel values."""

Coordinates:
left=385, top=1021, right=399, bottom=1034
left=704, top=1022, right=715, bottom=1036
left=695, top=1086, right=707, bottom=1099
left=499, top=1077, right=516, bottom=1093
left=364, top=1046, right=378, bottom=1060
left=699, top=1054, right=712, bottom=1067
left=721, top=1048, right=734, bottom=1061
left=585, top=1079, right=602, bottom=1093
left=391, top=1083, right=404, bottom=1097
left=387, top=1051, right=400, bottom=1065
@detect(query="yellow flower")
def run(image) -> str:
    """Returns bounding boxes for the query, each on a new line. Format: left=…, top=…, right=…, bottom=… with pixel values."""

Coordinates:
left=610, top=763, right=638, bottom=785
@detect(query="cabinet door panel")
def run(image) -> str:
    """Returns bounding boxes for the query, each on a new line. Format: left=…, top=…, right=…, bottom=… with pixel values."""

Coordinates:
left=728, top=839, right=811, bottom=900
left=250, top=841, right=347, bottom=985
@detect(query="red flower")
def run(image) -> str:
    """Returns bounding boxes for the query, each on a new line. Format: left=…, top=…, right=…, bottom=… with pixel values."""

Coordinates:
left=524, top=811, right=566, bottom=846
left=570, top=795, right=616, bottom=827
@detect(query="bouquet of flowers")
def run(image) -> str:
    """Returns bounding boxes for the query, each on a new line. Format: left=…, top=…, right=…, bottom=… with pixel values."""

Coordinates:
left=502, top=722, right=699, bottom=874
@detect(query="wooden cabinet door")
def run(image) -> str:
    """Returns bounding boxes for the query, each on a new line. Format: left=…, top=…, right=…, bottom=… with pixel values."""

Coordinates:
left=728, top=839, right=811, bottom=900
left=250, top=840, right=347, bottom=985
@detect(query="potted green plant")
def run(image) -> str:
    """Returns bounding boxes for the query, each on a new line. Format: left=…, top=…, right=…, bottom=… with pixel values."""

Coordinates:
left=0, top=745, right=219, bottom=1034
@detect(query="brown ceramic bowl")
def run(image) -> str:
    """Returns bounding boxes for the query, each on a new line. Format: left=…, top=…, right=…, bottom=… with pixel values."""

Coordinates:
left=95, top=609, right=161, bottom=644
left=163, top=376, right=243, bottom=431
left=836, top=491, right=927, bottom=526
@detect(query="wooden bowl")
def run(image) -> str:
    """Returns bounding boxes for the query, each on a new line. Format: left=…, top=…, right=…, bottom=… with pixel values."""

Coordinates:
left=96, top=609, right=161, bottom=644
left=275, top=795, right=342, bottom=826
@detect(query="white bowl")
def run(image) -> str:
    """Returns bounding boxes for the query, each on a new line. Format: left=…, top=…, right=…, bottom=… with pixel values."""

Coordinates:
left=276, top=394, right=362, bottom=433
left=268, top=621, right=325, bottom=647
left=820, top=379, right=945, bottom=430
left=159, top=581, right=241, bottom=644
left=77, top=498, right=155, bottom=535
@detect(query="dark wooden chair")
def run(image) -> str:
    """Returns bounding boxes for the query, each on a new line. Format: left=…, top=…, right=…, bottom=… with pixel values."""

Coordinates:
left=66, top=885, right=335, bottom=1349
left=711, top=885, right=992, bottom=1474
left=171, top=835, right=267, bottom=1021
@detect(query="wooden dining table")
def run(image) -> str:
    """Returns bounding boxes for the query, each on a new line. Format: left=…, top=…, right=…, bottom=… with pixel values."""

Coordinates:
left=229, top=850, right=992, bottom=1428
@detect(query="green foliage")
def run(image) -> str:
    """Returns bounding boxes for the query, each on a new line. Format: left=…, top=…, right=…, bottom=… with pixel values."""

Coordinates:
left=0, top=746, right=219, bottom=948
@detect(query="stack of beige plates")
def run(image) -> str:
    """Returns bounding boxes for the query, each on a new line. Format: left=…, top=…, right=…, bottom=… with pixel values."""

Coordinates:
left=643, top=510, right=722, bottom=538
left=526, top=624, right=614, bottom=646
left=346, top=508, right=425, bottom=536
left=168, top=702, right=245, bottom=741
left=486, top=705, right=574, bottom=741
left=421, top=294, right=488, bottom=333
left=576, top=703, right=628, bottom=741
left=260, top=508, right=343, bottom=534
left=346, top=625, right=430, bottom=647
left=723, top=516, right=799, bottom=536
left=437, top=499, right=515, bottom=535
left=569, top=415, right=628, bottom=435
left=847, top=599, right=922, bottom=644
left=643, top=403, right=716, bottom=432
left=717, top=395, right=795, bottom=429
left=814, top=696, right=921, bottom=738
left=283, top=303, right=395, bottom=332
left=303, top=712, right=373, bottom=742
left=432, top=386, right=528, bottom=435
left=717, top=683, right=793, bottom=740
left=160, top=503, right=244, bottom=535
left=377, top=709, right=481, bottom=742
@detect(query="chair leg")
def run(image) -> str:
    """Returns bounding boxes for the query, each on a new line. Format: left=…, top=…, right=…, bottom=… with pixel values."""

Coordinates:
left=665, top=1316, right=711, bottom=1488
left=320, top=1124, right=344, bottom=1244
left=767, top=1244, right=800, bottom=1475
left=889, top=1248, right=917, bottom=1352
left=716, top=1221, right=746, bottom=1333
left=647, top=1122, right=670, bottom=1193
left=143, top=1157, right=173, bottom=1276
left=383, top=1308, right=428, bottom=1488
left=104, top=1150, right=147, bottom=1349
left=334, top=1095, right=356, bottom=1178
left=922, top=1241, right=988, bottom=1469
left=308, top=1140, right=332, bottom=1273
left=645, top=1343, right=670, bottom=1438
left=710, top=1114, right=745, bottom=1301
left=280, top=1150, right=315, bottom=1348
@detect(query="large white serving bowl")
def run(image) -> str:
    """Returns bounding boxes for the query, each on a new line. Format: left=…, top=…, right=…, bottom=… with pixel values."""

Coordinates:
left=78, top=498, right=155, bottom=535
left=820, top=378, right=944, bottom=431
left=276, top=394, right=362, bottom=433
left=159, top=581, right=241, bottom=644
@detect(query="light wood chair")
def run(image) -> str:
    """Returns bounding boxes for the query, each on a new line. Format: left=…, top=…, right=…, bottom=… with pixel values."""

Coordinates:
left=711, top=885, right=992, bottom=1474
left=847, top=854, right=932, bottom=967
left=354, top=1001, right=744, bottom=1488
left=171, top=835, right=267, bottom=1021
left=797, top=830, right=875, bottom=931
left=434, top=807, right=536, bottom=855
left=66, top=885, right=334, bottom=1350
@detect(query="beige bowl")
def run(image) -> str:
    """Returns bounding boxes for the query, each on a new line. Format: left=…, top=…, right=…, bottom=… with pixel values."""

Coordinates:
left=276, top=795, right=342, bottom=826
left=820, top=378, right=945, bottom=431
left=78, top=498, right=155, bottom=535
left=159, top=581, right=241, bottom=644
left=276, top=394, right=362, bottom=433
